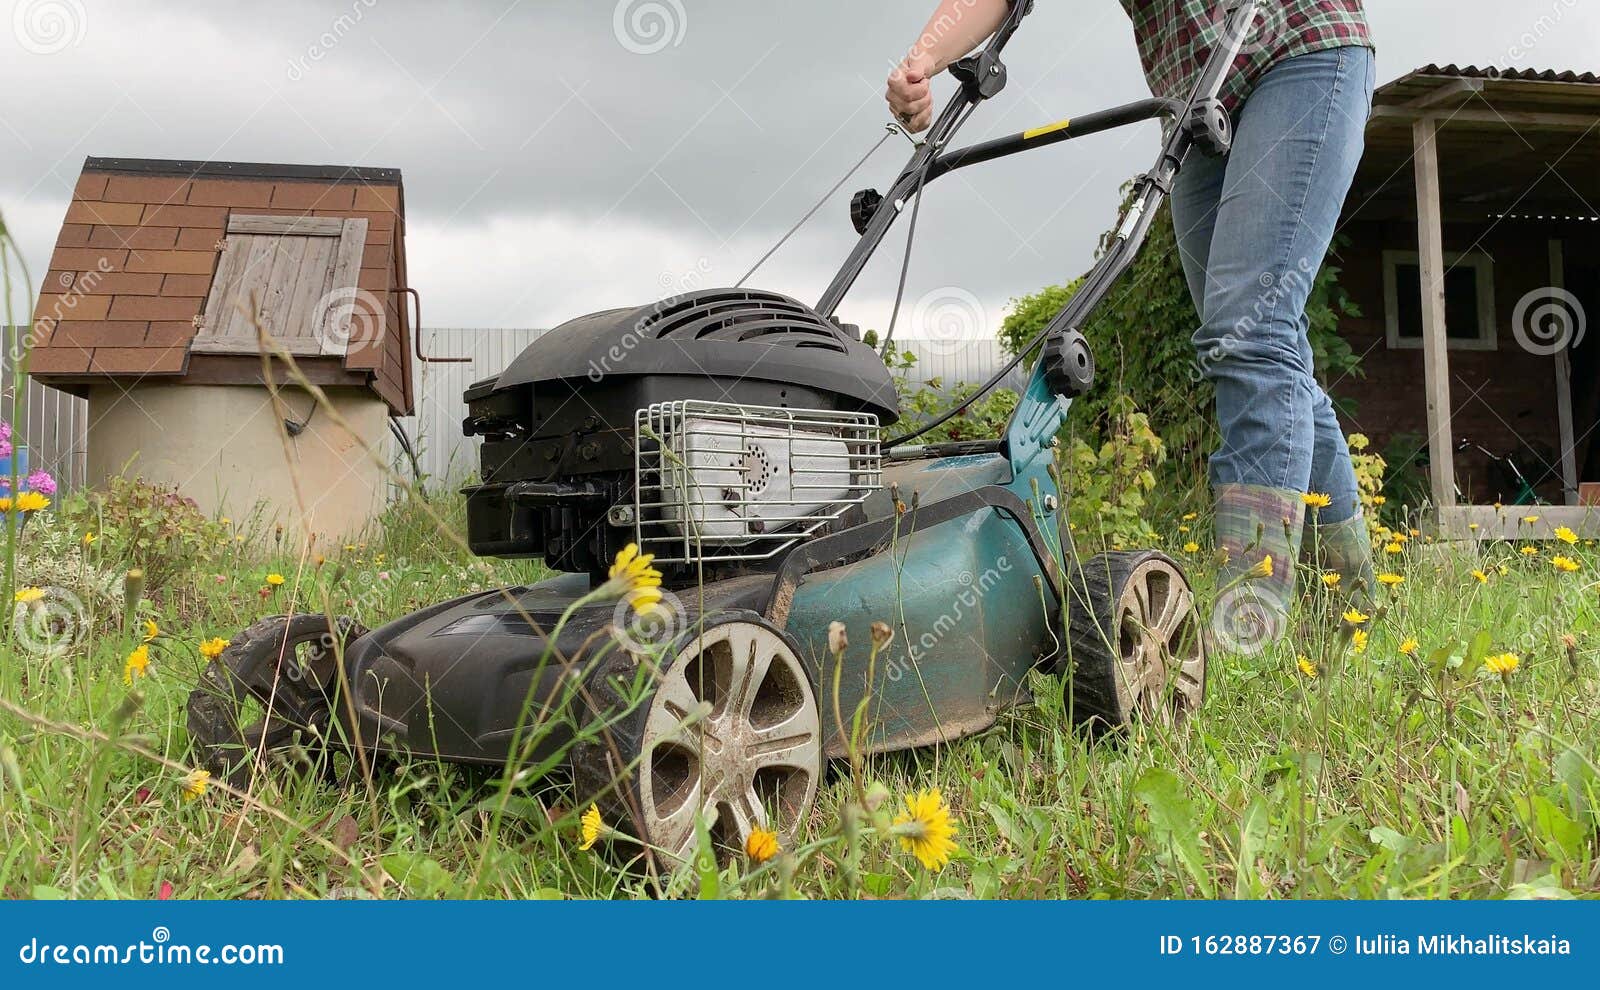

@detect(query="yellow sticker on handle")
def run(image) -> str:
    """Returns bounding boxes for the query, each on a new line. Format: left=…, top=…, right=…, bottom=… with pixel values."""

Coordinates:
left=1022, top=118, right=1072, bottom=140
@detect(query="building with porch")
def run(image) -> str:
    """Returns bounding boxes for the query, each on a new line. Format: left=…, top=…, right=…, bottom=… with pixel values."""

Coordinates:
left=1331, top=65, right=1599, bottom=539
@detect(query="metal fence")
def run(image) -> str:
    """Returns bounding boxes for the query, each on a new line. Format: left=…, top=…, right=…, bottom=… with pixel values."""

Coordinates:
left=396, top=328, right=1013, bottom=485
left=1, top=337, right=89, bottom=490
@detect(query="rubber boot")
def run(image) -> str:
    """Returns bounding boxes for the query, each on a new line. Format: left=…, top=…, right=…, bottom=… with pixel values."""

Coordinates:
left=1306, top=513, right=1376, bottom=610
left=1209, top=484, right=1305, bottom=655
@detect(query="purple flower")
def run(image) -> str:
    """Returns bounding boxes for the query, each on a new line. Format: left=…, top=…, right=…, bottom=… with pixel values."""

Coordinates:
left=0, top=421, right=11, bottom=442
left=25, top=470, right=56, bottom=496
left=0, top=439, right=11, bottom=460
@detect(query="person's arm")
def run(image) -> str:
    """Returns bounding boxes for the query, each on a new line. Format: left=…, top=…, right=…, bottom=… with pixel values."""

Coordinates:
left=886, top=0, right=1010, bottom=133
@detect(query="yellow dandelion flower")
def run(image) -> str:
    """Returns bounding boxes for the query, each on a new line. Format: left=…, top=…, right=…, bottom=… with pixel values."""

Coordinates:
left=14, top=491, right=49, bottom=512
left=745, top=827, right=780, bottom=864
left=1321, top=573, right=1342, bottom=588
left=1485, top=653, right=1520, bottom=677
left=265, top=573, right=286, bottom=587
left=1251, top=555, right=1274, bottom=579
left=607, top=543, right=662, bottom=591
left=1521, top=515, right=1539, bottom=525
left=1301, top=492, right=1332, bottom=509
left=1342, top=608, right=1369, bottom=625
left=1297, top=655, right=1319, bottom=679
left=1555, top=526, right=1578, bottom=545
left=1398, top=637, right=1419, bottom=656
left=13, top=587, right=45, bottom=604
left=1551, top=555, right=1580, bottom=573
left=1351, top=629, right=1369, bottom=654
left=1348, top=433, right=1370, bottom=452
left=578, top=803, right=606, bottom=851
left=1470, top=569, right=1488, bottom=584
left=1468, top=523, right=1480, bottom=532
left=893, top=787, right=958, bottom=871
left=1371, top=495, right=1387, bottom=507
left=81, top=532, right=96, bottom=546
left=1178, top=525, right=1190, bottom=533
left=1377, top=573, right=1404, bottom=587
left=123, top=644, right=151, bottom=686
left=1183, top=541, right=1200, bottom=554
left=1384, top=542, right=1403, bottom=555
left=1182, top=512, right=1198, bottom=522
left=1409, top=529, right=1421, bottom=538
left=1497, top=564, right=1509, bottom=576
left=182, top=769, right=210, bottom=802
left=0, top=496, right=13, bottom=513
left=1520, top=546, right=1538, bottom=557
left=199, top=636, right=230, bottom=660
left=142, top=618, right=160, bottom=642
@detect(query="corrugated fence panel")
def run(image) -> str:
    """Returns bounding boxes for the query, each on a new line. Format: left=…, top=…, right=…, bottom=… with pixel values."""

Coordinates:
left=1, top=333, right=89, bottom=490
left=1, top=327, right=1013, bottom=494
left=397, top=329, right=1011, bottom=487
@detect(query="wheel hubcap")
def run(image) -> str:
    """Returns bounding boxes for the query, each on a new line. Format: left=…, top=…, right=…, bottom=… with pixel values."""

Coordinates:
left=640, top=621, right=821, bottom=863
left=1113, top=559, right=1205, bottom=722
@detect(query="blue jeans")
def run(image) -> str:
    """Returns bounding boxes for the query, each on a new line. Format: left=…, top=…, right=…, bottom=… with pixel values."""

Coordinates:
left=1172, top=46, right=1375, bottom=523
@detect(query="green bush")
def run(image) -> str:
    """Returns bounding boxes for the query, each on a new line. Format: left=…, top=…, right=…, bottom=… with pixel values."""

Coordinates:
left=997, top=182, right=1361, bottom=491
left=56, top=476, right=229, bottom=591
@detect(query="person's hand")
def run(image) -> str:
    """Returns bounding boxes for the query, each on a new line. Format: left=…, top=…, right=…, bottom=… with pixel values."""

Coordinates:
left=886, top=53, right=936, bottom=133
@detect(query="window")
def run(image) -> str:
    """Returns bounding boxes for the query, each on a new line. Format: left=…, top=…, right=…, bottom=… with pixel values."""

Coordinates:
left=192, top=214, right=369, bottom=355
left=1382, top=249, right=1496, bottom=351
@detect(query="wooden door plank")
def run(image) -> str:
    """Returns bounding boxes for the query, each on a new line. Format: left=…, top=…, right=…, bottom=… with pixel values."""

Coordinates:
left=227, top=214, right=344, bottom=236
left=282, top=233, right=336, bottom=344
left=321, top=218, right=369, bottom=356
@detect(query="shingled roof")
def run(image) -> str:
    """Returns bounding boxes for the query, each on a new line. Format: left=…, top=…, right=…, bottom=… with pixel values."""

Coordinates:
left=29, top=158, right=414, bottom=415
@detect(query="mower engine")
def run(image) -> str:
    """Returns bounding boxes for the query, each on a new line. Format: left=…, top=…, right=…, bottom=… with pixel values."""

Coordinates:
left=461, top=288, right=898, bottom=583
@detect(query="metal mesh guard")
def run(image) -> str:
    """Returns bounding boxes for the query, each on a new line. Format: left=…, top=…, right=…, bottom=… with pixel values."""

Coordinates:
left=634, top=400, right=880, bottom=564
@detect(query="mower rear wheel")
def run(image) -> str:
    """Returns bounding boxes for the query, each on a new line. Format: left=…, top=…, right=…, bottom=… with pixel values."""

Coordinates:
left=1064, top=551, right=1206, bottom=732
left=576, top=612, right=822, bottom=868
left=186, top=613, right=369, bottom=788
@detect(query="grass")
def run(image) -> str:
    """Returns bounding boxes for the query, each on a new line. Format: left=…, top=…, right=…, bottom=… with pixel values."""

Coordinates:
left=2, top=486, right=1596, bottom=901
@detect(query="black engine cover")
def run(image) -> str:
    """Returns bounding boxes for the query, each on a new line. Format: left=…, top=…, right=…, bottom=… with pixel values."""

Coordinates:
left=461, top=288, right=898, bottom=573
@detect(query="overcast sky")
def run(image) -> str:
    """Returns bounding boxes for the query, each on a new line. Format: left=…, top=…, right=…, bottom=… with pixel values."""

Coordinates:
left=2, top=0, right=1597, bottom=340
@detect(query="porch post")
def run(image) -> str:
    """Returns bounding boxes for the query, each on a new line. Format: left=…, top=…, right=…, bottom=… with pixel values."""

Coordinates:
left=1412, top=117, right=1456, bottom=511
left=1550, top=238, right=1579, bottom=505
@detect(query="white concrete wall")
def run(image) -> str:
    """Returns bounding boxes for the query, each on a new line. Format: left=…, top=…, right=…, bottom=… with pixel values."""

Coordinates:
left=86, top=383, right=389, bottom=542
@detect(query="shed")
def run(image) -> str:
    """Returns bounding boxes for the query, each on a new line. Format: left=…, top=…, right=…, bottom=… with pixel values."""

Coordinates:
left=1330, top=65, right=1600, bottom=539
left=28, top=157, right=416, bottom=538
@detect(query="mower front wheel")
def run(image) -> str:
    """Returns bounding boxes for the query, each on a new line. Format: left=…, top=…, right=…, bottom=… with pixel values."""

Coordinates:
left=575, top=611, right=823, bottom=869
left=1064, top=551, right=1206, bottom=732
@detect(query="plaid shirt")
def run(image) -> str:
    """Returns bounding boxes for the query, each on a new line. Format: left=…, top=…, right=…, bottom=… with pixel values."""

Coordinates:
left=1120, top=1, right=1371, bottom=113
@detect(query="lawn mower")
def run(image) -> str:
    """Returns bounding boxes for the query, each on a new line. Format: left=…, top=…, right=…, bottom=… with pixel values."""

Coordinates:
left=189, top=0, right=1260, bottom=864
